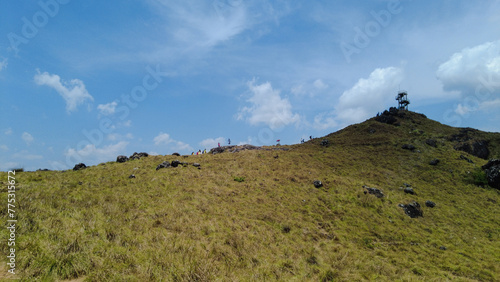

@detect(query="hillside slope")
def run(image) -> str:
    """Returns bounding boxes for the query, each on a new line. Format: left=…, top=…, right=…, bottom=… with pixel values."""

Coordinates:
left=1, top=111, right=499, bottom=281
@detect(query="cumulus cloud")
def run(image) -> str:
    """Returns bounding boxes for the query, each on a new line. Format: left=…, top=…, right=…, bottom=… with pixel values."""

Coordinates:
left=22, top=132, right=34, bottom=145
left=313, top=79, right=329, bottom=90
left=65, top=141, right=128, bottom=165
left=437, top=40, right=500, bottom=96
left=238, top=80, right=301, bottom=129
left=200, top=137, right=226, bottom=149
left=97, top=101, right=118, bottom=115
left=34, top=70, right=94, bottom=113
left=153, top=132, right=192, bottom=152
left=334, top=67, right=403, bottom=125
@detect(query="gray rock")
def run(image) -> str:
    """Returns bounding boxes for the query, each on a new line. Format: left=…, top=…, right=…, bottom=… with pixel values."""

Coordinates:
left=73, top=163, right=87, bottom=171
left=129, top=174, right=136, bottom=179
left=320, top=139, right=329, bottom=146
left=117, top=155, right=129, bottom=163
left=439, top=246, right=447, bottom=250
left=482, top=159, right=500, bottom=189
left=363, top=185, right=384, bottom=198
left=429, top=159, right=440, bottom=166
left=404, top=187, right=415, bottom=195
left=130, top=152, right=149, bottom=160
left=171, top=160, right=181, bottom=167
left=425, top=139, right=437, bottom=147
left=313, top=180, right=323, bottom=188
left=193, top=163, right=201, bottom=168
left=402, top=144, right=416, bottom=151
left=156, top=161, right=171, bottom=170
left=399, top=202, right=423, bottom=218
left=172, top=152, right=180, bottom=156
left=425, top=200, right=436, bottom=208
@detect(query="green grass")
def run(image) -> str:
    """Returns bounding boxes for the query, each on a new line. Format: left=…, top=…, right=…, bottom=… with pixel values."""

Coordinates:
left=1, top=111, right=499, bottom=281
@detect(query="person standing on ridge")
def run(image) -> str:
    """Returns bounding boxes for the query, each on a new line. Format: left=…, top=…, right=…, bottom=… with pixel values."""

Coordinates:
left=228, top=138, right=231, bottom=145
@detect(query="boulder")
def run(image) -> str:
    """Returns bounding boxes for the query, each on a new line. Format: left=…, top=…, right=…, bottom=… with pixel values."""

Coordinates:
left=172, top=152, right=181, bottom=156
left=130, top=152, right=149, bottom=160
left=398, top=202, right=423, bottom=218
left=425, top=139, right=437, bottom=148
left=116, top=155, right=129, bottom=163
left=402, top=144, right=416, bottom=151
left=454, top=140, right=489, bottom=159
left=320, top=139, right=329, bottom=146
left=73, top=163, right=87, bottom=171
left=193, top=163, right=201, bottom=168
left=363, top=185, right=384, bottom=198
left=210, top=147, right=225, bottom=154
left=482, top=159, right=500, bottom=189
left=129, top=174, right=136, bottom=179
left=429, top=159, right=440, bottom=166
left=156, top=161, right=171, bottom=170
left=171, top=160, right=181, bottom=167
left=313, top=180, right=323, bottom=188
left=404, top=187, right=415, bottom=195
left=425, top=200, right=436, bottom=208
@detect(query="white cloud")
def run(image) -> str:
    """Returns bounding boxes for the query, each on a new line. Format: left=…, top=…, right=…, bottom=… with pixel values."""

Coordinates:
left=154, top=132, right=173, bottom=146
left=107, top=133, right=134, bottom=141
left=313, top=79, right=329, bottom=90
left=34, top=70, right=94, bottom=113
left=437, top=40, right=500, bottom=96
left=153, top=132, right=192, bottom=152
left=22, top=132, right=34, bottom=145
left=238, top=80, right=301, bottom=129
left=334, top=67, right=403, bottom=125
left=4, top=128, right=12, bottom=135
left=0, top=58, right=7, bottom=71
left=150, top=0, right=249, bottom=48
left=97, top=101, right=118, bottom=115
left=313, top=112, right=338, bottom=130
left=291, top=79, right=329, bottom=97
left=65, top=141, right=128, bottom=165
left=200, top=137, right=225, bottom=149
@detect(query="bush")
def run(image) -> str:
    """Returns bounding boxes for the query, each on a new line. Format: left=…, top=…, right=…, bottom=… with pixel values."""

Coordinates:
left=470, top=167, right=488, bottom=187
left=233, top=176, right=245, bottom=182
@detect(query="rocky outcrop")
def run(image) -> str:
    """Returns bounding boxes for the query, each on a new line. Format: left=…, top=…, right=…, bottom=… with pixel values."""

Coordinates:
left=320, top=139, right=329, bottom=146
left=454, top=141, right=489, bottom=160
left=172, top=152, right=181, bottom=156
left=363, top=185, right=384, bottom=198
left=156, top=161, right=171, bottom=170
left=482, top=159, right=500, bottom=189
left=399, top=202, right=423, bottom=218
left=404, top=187, right=416, bottom=195
left=171, top=160, right=181, bottom=167
left=73, top=163, right=87, bottom=171
left=130, top=152, right=149, bottom=160
left=116, top=155, right=129, bottom=163
left=375, top=107, right=402, bottom=125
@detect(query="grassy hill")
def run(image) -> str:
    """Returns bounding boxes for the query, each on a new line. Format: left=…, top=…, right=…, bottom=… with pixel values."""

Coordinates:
left=1, top=111, right=499, bottom=281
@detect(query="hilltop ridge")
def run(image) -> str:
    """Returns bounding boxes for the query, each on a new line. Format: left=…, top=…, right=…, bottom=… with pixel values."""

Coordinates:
left=1, top=110, right=499, bottom=281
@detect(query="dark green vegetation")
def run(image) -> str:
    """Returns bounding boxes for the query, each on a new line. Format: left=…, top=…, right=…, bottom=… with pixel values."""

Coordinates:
left=1, top=111, right=499, bottom=281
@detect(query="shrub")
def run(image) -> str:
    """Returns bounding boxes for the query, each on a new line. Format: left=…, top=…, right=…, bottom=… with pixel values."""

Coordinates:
left=233, top=176, right=245, bottom=182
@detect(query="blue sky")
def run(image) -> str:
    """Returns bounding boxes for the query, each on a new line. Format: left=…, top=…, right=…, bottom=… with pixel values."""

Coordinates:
left=1, top=0, right=500, bottom=171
